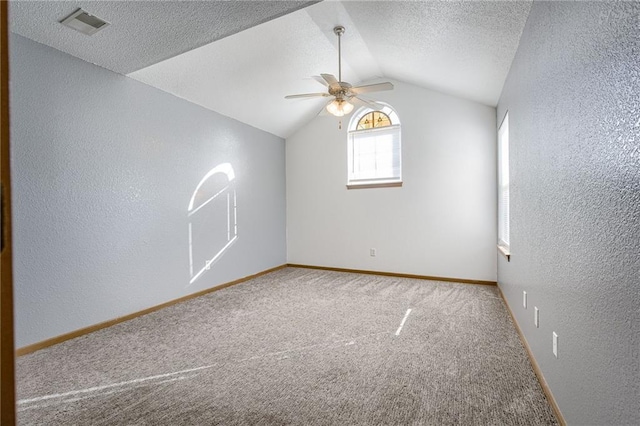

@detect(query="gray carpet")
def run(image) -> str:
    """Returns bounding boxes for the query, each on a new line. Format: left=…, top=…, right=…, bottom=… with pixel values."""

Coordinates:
left=16, top=267, right=558, bottom=425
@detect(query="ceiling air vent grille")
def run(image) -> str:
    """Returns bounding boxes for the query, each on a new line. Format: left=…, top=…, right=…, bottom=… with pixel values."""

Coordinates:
left=60, top=9, right=110, bottom=36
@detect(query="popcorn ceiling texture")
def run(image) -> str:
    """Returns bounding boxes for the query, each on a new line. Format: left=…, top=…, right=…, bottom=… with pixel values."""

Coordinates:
left=340, top=0, right=532, bottom=107
left=9, top=0, right=317, bottom=74
left=11, top=1, right=532, bottom=139
left=131, top=0, right=532, bottom=138
left=496, top=2, right=639, bottom=425
left=10, top=35, right=287, bottom=348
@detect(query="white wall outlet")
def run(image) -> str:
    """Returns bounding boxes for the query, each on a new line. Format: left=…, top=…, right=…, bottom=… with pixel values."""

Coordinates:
left=370, top=248, right=376, bottom=257
left=523, top=291, right=527, bottom=308
left=553, top=332, right=558, bottom=357
left=534, top=306, right=539, bottom=328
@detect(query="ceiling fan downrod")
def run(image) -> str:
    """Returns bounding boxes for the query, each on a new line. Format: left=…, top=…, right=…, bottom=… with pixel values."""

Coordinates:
left=334, top=26, right=345, bottom=83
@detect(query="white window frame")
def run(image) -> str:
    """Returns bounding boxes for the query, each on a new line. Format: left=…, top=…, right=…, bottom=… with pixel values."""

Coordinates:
left=498, top=112, right=510, bottom=259
left=347, top=104, right=402, bottom=189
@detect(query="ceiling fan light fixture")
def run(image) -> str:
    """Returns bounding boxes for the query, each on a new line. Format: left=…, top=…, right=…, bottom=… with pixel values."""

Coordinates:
left=326, top=99, right=354, bottom=117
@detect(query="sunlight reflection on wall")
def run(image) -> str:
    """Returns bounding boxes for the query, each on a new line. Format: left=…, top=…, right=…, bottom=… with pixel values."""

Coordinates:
left=187, top=163, right=238, bottom=286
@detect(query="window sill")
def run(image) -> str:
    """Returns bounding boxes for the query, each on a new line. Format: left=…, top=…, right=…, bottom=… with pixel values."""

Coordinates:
left=498, top=244, right=511, bottom=262
left=346, top=182, right=403, bottom=190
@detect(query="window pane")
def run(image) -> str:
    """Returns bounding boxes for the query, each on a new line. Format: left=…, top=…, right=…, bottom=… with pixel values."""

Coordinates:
left=349, top=126, right=401, bottom=182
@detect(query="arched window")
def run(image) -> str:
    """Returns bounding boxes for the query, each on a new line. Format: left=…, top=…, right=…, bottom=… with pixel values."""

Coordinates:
left=347, top=103, right=401, bottom=188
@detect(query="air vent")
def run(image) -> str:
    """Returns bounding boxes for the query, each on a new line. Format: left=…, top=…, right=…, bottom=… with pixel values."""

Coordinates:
left=60, top=9, right=110, bottom=36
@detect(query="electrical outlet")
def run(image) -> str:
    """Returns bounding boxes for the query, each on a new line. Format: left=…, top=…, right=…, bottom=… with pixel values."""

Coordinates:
left=523, top=291, right=527, bottom=308
left=370, top=248, right=376, bottom=257
left=534, top=307, right=539, bottom=328
left=553, top=332, right=558, bottom=357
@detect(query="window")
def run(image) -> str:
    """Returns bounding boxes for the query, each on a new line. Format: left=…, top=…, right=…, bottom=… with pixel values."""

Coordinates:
left=498, top=112, right=510, bottom=258
left=347, top=104, right=401, bottom=189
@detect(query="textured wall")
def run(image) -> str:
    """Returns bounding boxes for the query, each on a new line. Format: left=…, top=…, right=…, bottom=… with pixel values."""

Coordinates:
left=497, top=2, right=639, bottom=424
left=287, top=80, right=497, bottom=282
left=10, top=35, right=286, bottom=348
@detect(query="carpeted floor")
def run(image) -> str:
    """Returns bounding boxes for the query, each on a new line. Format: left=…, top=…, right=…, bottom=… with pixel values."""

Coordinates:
left=16, top=267, right=558, bottom=425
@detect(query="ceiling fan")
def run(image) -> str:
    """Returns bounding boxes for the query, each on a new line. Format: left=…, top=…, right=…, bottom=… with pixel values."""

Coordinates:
left=285, top=26, right=393, bottom=117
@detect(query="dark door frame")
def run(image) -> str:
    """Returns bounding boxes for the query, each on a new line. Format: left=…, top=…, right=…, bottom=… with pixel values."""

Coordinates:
left=1, top=0, right=17, bottom=423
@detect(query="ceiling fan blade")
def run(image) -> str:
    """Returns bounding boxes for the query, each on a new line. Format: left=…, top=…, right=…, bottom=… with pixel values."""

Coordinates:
left=351, top=96, right=384, bottom=111
left=312, top=75, right=328, bottom=87
left=350, top=82, right=394, bottom=95
left=285, top=92, right=330, bottom=99
left=321, top=73, right=339, bottom=86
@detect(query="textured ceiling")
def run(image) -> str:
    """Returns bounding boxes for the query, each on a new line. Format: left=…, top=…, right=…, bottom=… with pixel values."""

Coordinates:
left=341, top=1, right=533, bottom=108
left=9, top=0, right=318, bottom=74
left=131, top=3, right=371, bottom=141
left=11, top=1, right=532, bottom=139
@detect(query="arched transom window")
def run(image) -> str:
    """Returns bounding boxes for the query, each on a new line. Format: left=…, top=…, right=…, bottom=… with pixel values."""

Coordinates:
left=356, top=111, right=392, bottom=130
left=347, top=103, right=402, bottom=188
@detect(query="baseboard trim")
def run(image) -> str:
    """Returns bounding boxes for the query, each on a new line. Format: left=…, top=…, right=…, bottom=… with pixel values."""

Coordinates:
left=498, top=286, right=566, bottom=426
left=16, top=264, right=287, bottom=356
left=286, top=264, right=497, bottom=286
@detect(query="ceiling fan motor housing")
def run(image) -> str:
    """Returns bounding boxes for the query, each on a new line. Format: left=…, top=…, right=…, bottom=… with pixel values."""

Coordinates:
left=329, top=81, right=352, bottom=100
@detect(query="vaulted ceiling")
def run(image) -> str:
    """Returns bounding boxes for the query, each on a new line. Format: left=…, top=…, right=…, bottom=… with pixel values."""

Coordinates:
left=10, top=1, right=532, bottom=138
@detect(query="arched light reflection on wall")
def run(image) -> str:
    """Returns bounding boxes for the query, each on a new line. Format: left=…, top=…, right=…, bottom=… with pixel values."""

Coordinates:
left=188, top=163, right=237, bottom=286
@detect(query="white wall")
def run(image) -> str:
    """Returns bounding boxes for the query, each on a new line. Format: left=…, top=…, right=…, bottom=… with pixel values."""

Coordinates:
left=11, top=35, right=287, bottom=348
left=287, top=81, right=496, bottom=281
left=497, top=2, right=640, bottom=424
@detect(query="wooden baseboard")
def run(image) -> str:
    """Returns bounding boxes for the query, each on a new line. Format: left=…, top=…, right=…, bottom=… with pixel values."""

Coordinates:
left=286, top=264, right=497, bottom=286
left=16, top=264, right=287, bottom=356
left=498, top=286, right=566, bottom=426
